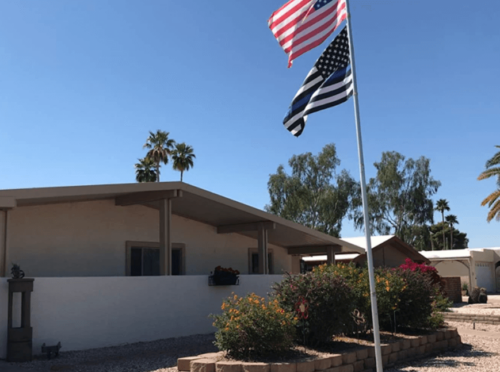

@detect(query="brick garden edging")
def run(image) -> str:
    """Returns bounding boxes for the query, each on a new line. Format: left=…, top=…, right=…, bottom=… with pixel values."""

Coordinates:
left=178, top=328, right=462, bottom=372
left=443, top=312, right=500, bottom=324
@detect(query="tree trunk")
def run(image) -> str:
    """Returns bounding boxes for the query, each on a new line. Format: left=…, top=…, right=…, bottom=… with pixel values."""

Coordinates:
left=449, top=225, right=453, bottom=250
left=181, top=171, right=183, bottom=182
left=442, top=212, right=446, bottom=249
left=157, top=164, right=160, bottom=182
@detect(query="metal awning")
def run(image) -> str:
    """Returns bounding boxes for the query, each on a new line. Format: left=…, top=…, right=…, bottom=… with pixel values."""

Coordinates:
left=0, top=182, right=364, bottom=254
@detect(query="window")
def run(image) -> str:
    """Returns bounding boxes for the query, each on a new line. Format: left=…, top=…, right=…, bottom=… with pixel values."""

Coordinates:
left=126, top=241, right=185, bottom=276
left=248, top=248, right=274, bottom=274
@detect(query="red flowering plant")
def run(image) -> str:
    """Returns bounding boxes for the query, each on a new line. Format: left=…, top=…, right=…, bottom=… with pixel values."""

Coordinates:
left=399, top=258, right=437, bottom=273
left=398, top=259, right=451, bottom=329
left=214, top=266, right=240, bottom=275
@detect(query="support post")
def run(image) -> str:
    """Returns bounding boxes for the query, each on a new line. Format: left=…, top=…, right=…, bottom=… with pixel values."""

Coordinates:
left=326, top=246, right=336, bottom=265
left=345, top=1, right=383, bottom=370
left=257, top=223, right=268, bottom=274
left=2, top=209, right=10, bottom=277
left=159, top=198, right=172, bottom=276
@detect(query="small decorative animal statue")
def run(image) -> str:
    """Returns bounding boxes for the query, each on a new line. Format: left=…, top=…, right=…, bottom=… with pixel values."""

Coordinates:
left=41, top=342, right=62, bottom=359
left=11, top=263, right=25, bottom=279
left=468, top=287, right=488, bottom=304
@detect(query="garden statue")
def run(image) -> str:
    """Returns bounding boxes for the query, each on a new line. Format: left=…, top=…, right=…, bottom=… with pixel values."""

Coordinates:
left=468, top=287, right=488, bottom=304
left=11, top=263, right=25, bottom=279
left=41, top=342, right=62, bottom=359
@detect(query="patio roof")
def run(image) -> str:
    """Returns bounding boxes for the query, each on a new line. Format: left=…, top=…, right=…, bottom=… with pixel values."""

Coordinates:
left=0, top=182, right=364, bottom=254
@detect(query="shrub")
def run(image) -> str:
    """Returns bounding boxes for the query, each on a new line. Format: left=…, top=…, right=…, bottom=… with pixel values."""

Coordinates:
left=211, top=293, right=296, bottom=359
left=272, top=269, right=355, bottom=346
left=319, top=262, right=449, bottom=332
left=398, top=259, right=451, bottom=329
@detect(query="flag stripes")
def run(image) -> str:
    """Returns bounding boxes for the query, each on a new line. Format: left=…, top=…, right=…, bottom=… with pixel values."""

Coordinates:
left=268, top=0, right=347, bottom=67
left=283, top=27, right=353, bottom=137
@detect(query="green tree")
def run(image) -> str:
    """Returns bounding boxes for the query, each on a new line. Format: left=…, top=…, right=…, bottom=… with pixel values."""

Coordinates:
left=172, top=143, right=196, bottom=182
left=143, top=130, right=175, bottom=182
left=445, top=214, right=459, bottom=249
left=478, top=145, right=500, bottom=222
left=353, top=151, right=441, bottom=248
left=430, top=221, right=468, bottom=250
left=434, top=199, right=450, bottom=249
left=265, top=144, right=359, bottom=237
left=135, top=157, right=157, bottom=183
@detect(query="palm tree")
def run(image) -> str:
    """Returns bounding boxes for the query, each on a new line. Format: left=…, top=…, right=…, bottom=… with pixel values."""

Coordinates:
left=172, top=143, right=196, bottom=182
left=434, top=199, right=450, bottom=249
left=135, top=157, right=157, bottom=183
left=143, top=130, right=175, bottom=182
left=478, top=145, right=500, bottom=222
left=445, top=214, right=458, bottom=249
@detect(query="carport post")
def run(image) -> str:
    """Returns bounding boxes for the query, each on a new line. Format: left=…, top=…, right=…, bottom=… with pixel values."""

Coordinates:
left=159, top=198, right=172, bottom=276
left=326, top=246, right=336, bottom=265
left=257, top=223, right=268, bottom=274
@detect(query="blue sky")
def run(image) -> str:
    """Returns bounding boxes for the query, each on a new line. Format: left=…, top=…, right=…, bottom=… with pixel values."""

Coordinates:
left=0, top=0, right=498, bottom=248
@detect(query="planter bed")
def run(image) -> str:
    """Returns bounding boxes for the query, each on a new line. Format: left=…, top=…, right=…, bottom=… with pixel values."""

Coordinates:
left=177, top=327, right=462, bottom=372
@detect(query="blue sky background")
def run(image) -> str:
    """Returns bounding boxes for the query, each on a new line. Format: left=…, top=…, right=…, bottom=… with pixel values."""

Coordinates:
left=0, top=0, right=498, bottom=248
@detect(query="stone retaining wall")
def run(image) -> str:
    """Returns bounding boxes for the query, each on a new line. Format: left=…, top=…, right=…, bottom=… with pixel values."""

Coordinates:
left=178, top=328, right=462, bottom=372
left=444, top=312, right=500, bottom=324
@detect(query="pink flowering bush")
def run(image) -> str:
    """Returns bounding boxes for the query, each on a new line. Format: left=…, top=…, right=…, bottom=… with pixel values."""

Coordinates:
left=399, top=258, right=437, bottom=273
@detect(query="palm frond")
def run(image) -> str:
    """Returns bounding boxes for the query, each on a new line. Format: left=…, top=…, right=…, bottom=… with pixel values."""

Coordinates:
left=486, top=199, right=500, bottom=222
left=478, top=167, right=500, bottom=180
left=481, top=189, right=500, bottom=207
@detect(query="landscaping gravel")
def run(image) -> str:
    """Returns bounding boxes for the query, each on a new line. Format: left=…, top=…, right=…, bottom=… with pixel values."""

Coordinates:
left=3, top=333, right=218, bottom=372
left=3, top=320, right=500, bottom=371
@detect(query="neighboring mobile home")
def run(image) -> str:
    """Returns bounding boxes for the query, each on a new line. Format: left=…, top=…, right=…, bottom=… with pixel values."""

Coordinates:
left=421, top=248, right=500, bottom=293
left=302, top=235, right=429, bottom=271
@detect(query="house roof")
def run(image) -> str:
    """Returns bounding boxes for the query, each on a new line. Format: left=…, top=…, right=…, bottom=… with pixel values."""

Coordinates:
left=302, top=254, right=359, bottom=262
left=340, top=235, right=395, bottom=249
left=420, top=249, right=472, bottom=259
left=0, top=182, right=364, bottom=254
left=302, top=235, right=429, bottom=264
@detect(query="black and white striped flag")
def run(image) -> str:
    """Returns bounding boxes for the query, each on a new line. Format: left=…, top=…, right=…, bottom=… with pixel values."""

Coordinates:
left=283, top=26, right=353, bottom=137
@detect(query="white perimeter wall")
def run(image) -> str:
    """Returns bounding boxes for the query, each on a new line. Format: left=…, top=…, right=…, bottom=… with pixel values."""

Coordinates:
left=0, top=275, right=284, bottom=359
left=4, top=200, right=291, bottom=276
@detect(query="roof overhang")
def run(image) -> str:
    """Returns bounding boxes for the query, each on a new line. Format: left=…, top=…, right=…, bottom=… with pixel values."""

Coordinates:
left=0, top=182, right=364, bottom=254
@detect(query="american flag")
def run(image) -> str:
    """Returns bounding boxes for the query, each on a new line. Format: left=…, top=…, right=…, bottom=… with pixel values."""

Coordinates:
left=283, top=27, right=353, bottom=136
left=268, top=0, right=347, bottom=68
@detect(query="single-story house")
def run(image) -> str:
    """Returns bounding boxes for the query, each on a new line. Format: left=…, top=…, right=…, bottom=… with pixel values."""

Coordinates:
left=421, top=248, right=500, bottom=293
left=0, top=182, right=364, bottom=278
left=301, top=235, right=430, bottom=271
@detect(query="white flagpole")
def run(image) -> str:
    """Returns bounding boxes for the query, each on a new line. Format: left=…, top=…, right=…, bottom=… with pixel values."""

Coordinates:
left=344, top=0, right=383, bottom=371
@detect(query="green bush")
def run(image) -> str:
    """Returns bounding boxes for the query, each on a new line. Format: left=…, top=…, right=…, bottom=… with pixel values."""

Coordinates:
left=211, top=293, right=297, bottom=359
left=272, top=269, right=355, bottom=346
left=315, top=263, right=449, bottom=332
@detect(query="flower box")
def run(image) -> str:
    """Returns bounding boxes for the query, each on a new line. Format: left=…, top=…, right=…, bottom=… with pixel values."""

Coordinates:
left=208, top=266, right=240, bottom=286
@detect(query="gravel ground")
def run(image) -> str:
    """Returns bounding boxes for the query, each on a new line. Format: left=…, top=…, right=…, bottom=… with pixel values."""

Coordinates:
left=3, top=334, right=218, bottom=372
left=449, top=295, right=500, bottom=315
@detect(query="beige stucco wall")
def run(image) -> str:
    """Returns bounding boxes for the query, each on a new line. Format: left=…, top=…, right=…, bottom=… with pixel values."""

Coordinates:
left=5, top=200, right=291, bottom=277
left=0, top=210, right=5, bottom=277
left=432, top=260, right=474, bottom=289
